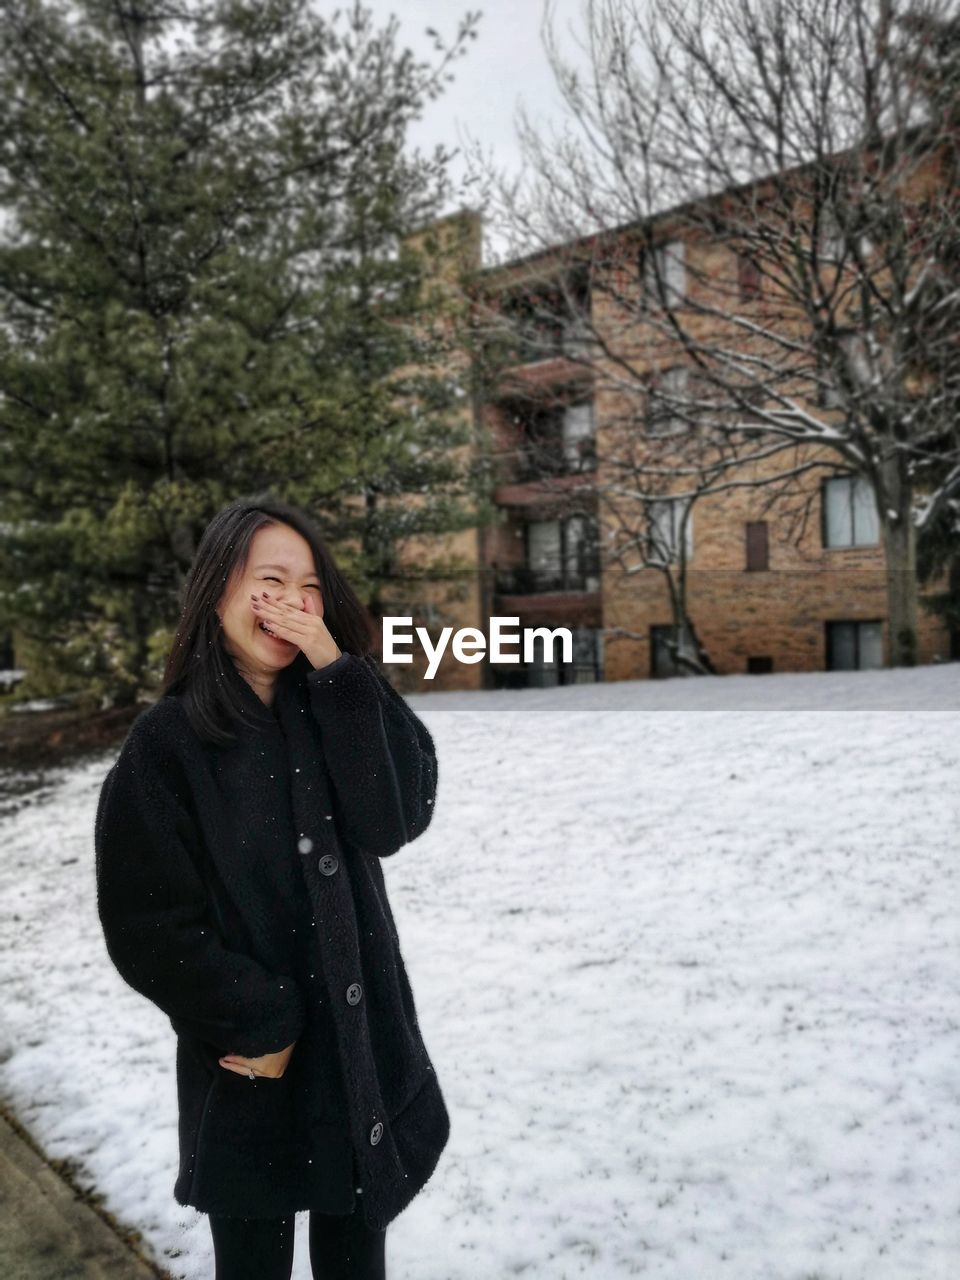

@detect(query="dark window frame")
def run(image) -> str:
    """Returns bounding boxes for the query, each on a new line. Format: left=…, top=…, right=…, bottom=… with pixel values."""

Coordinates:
left=737, top=252, right=763, bottom=301
left=638, top=238, right=688, bottom=311
left=518, top=514, right=602, bottom=594
left=647, top=496, right=694, bottom=565
left=821, top=473, right=881, bottom=549
left=745, top=520, right=769, bottom=571
left=523, top=625, right=604, bottom=687
left=746, top=655, right=774, bottom=674
left=516, top=398, right=597, bottom=479
left=644, top=365, right=689, bottom=436
left=496, top=268, right=594, bottom=365
left=825, top=619, right=886, bottom=671
left=650, top=622, right=695, bottom=678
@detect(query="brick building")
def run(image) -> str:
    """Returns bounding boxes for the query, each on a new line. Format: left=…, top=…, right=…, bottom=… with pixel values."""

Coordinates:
left=389, top=182, right=956, bottom=692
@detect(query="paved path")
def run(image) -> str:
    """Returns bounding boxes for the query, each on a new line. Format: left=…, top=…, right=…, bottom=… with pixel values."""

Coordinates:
left=0, top=1111, right=165, bottom=1279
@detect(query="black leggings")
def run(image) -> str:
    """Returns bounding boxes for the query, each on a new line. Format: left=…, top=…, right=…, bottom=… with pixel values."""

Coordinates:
left=208, top=1208, right=386, bottom=1280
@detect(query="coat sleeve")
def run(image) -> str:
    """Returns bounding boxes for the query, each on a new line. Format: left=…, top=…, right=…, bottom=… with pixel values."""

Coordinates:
left=306, top=651, right=438, bottom=859
left=94, top=715, right=307, bottom=1057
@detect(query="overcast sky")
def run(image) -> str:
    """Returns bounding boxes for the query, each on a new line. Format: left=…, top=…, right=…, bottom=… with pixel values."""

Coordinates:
left=360, top=0, right=589, bottom=258
left=0, top=2, right=590, bottom=261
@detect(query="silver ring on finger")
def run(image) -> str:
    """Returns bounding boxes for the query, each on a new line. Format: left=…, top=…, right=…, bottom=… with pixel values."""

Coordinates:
left=248, top=1069, right=256, bottom=1080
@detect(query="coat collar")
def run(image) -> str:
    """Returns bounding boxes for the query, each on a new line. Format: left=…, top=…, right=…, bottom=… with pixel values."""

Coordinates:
left=218, top=650, right=312, bottom=743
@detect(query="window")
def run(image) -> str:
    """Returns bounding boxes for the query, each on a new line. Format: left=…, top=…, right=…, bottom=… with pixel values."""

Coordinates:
left=826, top=620, right=884, bottom=670
left=737, top=253, right=763, bottom=301
left=641, top=239, right=686, bottom=307
left=558, top=313, right=592, bottom=357
left=525, top=516, right=600, bottom=591
left=747, top=656, right=774, bottom=674
left=519, top=401, right=596, bottom=478
left=499, top=270, right=592, bottom=364
left=745, top=521, right=769, bottom=571
left=527, top=519, right=562, bottom=582
left=526, top=626, right=603, bottom=687
left=564, top=515, right=601, bottom=589
left=568, top=626, right=603, bottom=682
left=816, top=349, right=843, bottom=409
left=561, top=402, right=596, bottom=471
left=822, top=474, right=879, bottom=547
left=646, top=365, right=689, bottom=435
left=818, top=205, right=845, bottom=263
left=648, top=497, right=693, bottom=564
left=650, top=623, right=695, bottom=678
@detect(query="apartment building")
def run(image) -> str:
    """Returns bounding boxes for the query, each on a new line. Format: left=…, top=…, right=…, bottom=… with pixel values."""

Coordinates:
left=398, top=184, right=956, bottom=692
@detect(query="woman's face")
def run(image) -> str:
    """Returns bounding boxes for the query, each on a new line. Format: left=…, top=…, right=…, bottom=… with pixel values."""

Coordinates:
left=216, top=522, right=324, bottom=675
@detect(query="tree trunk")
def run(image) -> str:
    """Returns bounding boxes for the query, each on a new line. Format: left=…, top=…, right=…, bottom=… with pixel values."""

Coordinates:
left=665, top=564, right=714, bottom=676
left=950, top=557, right=960, bottom=661
left=673, top=520, right=715, bottom=675
left=879, top=498, right=919, bottom=667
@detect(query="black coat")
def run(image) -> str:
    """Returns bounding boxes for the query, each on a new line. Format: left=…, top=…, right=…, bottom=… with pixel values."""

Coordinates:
left=94, top=649, right=449, bottom=1229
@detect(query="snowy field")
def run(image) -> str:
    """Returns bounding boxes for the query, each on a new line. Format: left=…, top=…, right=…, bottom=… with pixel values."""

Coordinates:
left=0, top=663, right=958, bottom=1279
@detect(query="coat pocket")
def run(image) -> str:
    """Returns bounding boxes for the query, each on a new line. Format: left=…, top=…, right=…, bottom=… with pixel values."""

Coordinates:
left=202, top=1061, right=305, bottom=1153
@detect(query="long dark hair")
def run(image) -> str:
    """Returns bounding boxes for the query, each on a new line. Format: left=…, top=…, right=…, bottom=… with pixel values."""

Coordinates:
left=162, top=493, right=376, bottom=746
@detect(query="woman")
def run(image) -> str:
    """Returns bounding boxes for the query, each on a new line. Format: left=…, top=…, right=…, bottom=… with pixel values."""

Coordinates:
left=94, top=494, right=450, bottom=1280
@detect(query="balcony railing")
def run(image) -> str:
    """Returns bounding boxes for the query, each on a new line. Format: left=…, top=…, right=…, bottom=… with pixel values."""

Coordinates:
left=514, top=438, right=597, bottom=482
left=499, top=317, right=594, bottom=368
left=495, top=561, right=602, bottom=595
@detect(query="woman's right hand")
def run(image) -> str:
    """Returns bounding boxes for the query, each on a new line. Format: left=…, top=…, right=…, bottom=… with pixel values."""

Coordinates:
left=219, top=1041, right=296, bottom=1079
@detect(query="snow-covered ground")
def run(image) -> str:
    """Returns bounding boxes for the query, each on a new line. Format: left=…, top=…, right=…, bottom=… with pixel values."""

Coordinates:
left=0, top=663, right=957, bottom=1279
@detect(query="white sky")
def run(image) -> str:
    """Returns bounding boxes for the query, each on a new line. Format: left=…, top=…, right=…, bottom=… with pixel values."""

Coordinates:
left=359, top=0, right=590, bottom=245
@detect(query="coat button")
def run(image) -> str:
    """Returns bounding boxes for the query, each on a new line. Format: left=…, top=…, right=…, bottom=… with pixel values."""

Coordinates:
left=346, top=982, right=362, bottom=1006
left=369, top=1121, right=383, bottom=1146
left=318, top=854, right=339, bottom=876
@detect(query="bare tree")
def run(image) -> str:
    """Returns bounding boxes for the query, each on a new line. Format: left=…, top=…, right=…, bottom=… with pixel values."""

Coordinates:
left=467, top=0, right=960, bottom=668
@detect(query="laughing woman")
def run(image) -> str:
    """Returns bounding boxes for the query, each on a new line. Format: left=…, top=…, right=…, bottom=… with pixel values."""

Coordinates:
left=94, top=494, right=449, bottom=1280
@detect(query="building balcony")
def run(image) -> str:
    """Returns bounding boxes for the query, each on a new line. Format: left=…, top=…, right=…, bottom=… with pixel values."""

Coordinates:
left=494, top=563, right=601, bottom=595
left=495, top=354, right=593, bottom=400
left=493, top=467, right=597, bottom=511
left=492, top=582, right=602, bottom=631
left=514, top=439, right=597, bottom=482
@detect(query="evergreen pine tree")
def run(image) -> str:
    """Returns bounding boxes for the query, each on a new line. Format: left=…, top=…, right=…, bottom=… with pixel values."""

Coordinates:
left=0, top=0, right=484, bottom=706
